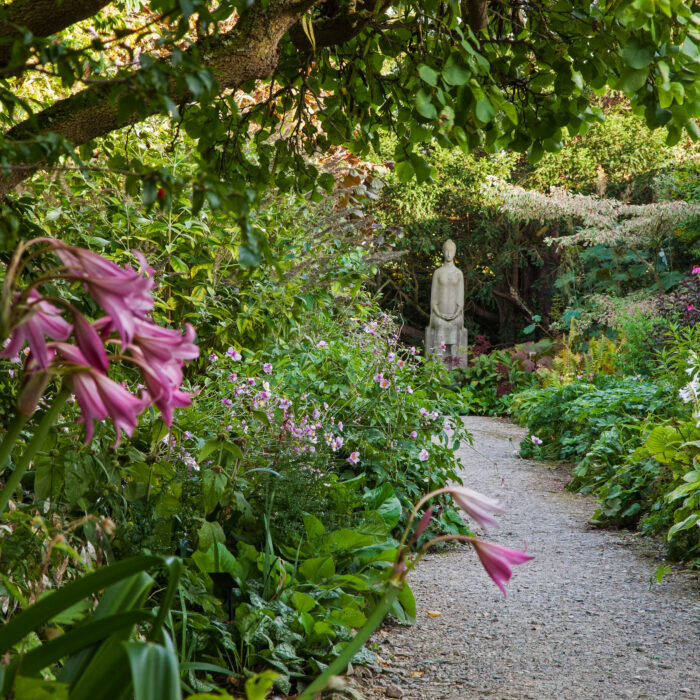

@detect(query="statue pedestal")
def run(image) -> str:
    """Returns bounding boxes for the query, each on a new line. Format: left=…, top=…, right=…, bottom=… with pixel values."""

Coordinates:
left=425, top=327, right=468, bottom=368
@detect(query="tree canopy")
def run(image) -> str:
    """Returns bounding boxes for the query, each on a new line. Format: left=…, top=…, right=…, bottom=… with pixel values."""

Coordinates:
left=1, top=0, right=700, bottom=234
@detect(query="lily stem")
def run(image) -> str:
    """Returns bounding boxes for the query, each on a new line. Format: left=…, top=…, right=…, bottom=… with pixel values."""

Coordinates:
left=0, top=412, right=29, bottom=475
left=0, top=387, right=70, bottom=518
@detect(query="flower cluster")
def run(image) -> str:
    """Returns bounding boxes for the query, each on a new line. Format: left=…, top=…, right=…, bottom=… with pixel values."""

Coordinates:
left=397, top=486, right=533, bottom=596
left=1, top=239, right=199, bottom=443
left=679, top=351, right=700, bottom=427
left=486, top=176, right=700, bottom=249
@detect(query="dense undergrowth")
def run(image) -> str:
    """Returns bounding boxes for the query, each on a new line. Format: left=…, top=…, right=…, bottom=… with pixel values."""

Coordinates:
left=462, top=307, right=700, bottom=567
left=0, top=124, right=478, bottom=698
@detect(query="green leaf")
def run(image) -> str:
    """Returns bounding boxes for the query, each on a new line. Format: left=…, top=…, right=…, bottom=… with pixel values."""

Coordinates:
left=292, top=591, right=316, bottom=613
left=298, top=556, right=335, bottom=582
left=622, top=40, right=654, bottom=69
left=474, top=98, right=496, bottom=123
left=396, top=582, right=416, bottom=623
left=197, top=521, right=225, bottom=552
left=668, top=513, right=700, bottom=539
left=418, top=64, right=439, bottom=86
left=303, top=513, right=325, bottom=538
left=11, top=677, right=69, bottom=700
left=124, top=640, right=182, bottom=700
left=442, top=54, right=470, bottom=86
left=617, top=67, right=649, bottom=93
left=246, top=670, right=278, bottom=700
left=415, top=89, right=438, bottom=119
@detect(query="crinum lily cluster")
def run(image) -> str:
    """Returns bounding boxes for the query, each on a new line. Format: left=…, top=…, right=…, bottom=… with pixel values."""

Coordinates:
left=0, top=238, right=199, bottom=444
left=395, top=485, right=533, bottom=596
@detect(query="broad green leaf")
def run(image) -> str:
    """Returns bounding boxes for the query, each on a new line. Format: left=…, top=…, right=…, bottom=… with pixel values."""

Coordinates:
left=418, top=64, right=439, bottom=86
left=11, top=677, right=68, bottom=699
left=617, top=67, right=649, bottom=93
left=415, top=89, right=437, bottom=119
left=298, top=556, right=335, bottom=582
left=246, top=670, right=278, bottom=700
left=443, top=53, right=470, bottom=86
left=668, top=513, right=700, bottom=539
left=474, top=98, right=496, bottom=123
left=622, top=40, right=654, bottom=69
left=303, top=513, right=325, bottom=538
left=124, top=640, right=182, bottom=700
left=292, top=591, right=316, bottom=613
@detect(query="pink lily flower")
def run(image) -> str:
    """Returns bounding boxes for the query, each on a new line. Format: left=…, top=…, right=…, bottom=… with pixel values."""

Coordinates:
left=128, top=345, right=192, bottom=426
left=1, top=291, right=72, bottom=369
left=72, top=312, right=108, bottom=372
left=52, top=243, right=154, bottom=344
left=56, top=344, right=145, bottom=445
left=129, top=317, right=199, bottom=366
left=467, top=537, right=534, bottom=596
left=450, top=486, right=506, bottom=531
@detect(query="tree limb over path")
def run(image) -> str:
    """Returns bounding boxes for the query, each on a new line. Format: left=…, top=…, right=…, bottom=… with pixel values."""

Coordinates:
left=1, top=1, right=700, bottom=204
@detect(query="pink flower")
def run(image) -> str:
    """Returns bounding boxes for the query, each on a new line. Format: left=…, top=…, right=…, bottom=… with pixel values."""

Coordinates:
left=56, top=344, right=145, bottom=445
left=688, top=304, right=694, bottom=311
left=387, top=352, right=395, bottom=362
left=414, top=506, right=433, bottom=537
left=72, top=312, right=108, bottom=372
left=1, top=291, right=72, bottom=370
left=312, top=408, right=321, bottom=419
left=263, top=362, right=273, bottom=374
left=52, top=243, right=154, bottom=344
left=347, top=451, right=360, bottom=465
left=467, top=538, right=534, bottom=596
left=405, top=385, right=413, bottom=394
left=248, top=377, right=256, bottom=386
left=127, top=318, right=199, bottom=367
left=418, top=448, right=429, bottom=461
left=222, top=398, right=232, bottom=407
left=379, top=377, right=390, bottom=388
left=337, top=421, right=343, bottom=431
left=209, top=353, right=217, bottom=362
left=531, top=435, right=543, bottom=445
left=317, top=340, right=328, bottom=348
left=420, top=407, right=429, bottom=418
left=692, top=266, right=700, bottom=274
left=226, top=347, right=242, bottom=360
left=449, top=486, right=505, bottom=531
left=228, top=372, right=237, bottom=383
left=410, top=346, right=417, bottom=355
left=410, top=430, right=417, bottom=439
left=374, top=372, right=384, bottom=383
left=279, top=398, right=292, bottom=410
left=397, top=359, right=405, bottom=368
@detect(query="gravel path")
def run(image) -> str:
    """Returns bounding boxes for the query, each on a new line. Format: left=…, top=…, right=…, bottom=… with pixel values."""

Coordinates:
left=356, top=416, right=700, bottom=700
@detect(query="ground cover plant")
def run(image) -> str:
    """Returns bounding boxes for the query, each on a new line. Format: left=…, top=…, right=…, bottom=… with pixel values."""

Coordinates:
left=0, top=160, right=534, bottom=697
left=509, top=313, right=700, bottom=565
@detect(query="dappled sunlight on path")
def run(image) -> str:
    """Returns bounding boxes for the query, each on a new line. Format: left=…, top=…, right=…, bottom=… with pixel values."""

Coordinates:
left=358, top=416, right=699, bottom=700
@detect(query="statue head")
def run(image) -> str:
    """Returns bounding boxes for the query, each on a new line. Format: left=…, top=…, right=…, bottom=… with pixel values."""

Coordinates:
left=442, top=238, right=456, bottom=262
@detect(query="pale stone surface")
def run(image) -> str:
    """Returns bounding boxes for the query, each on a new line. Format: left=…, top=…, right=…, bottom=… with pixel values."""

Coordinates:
left=425, top=239, right=467, bottom=367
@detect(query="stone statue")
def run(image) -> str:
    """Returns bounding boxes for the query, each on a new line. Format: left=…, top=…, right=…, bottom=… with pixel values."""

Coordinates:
left=425, top=239, right=468, bottom=366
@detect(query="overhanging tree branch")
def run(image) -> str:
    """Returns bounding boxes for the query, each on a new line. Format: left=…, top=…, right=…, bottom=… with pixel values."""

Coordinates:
left=0, top=0, right=112, bottom=69
left=0, top=0, right=322, bottom=198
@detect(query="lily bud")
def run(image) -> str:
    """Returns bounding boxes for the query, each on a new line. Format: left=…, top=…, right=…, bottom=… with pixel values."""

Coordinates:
left=17, top=369, right=52, bottom=417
